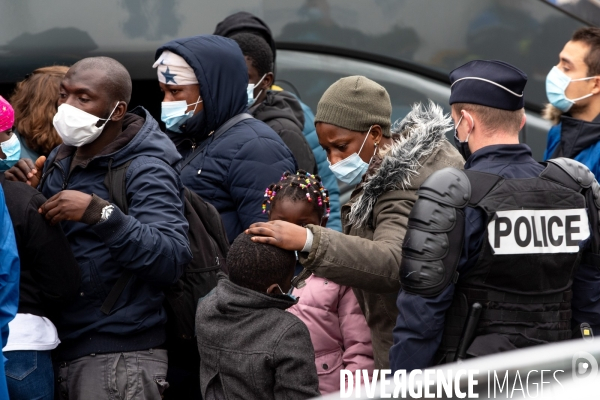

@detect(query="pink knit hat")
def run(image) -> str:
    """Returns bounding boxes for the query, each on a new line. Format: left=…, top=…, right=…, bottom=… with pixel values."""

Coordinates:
left=0, top=96, right=14, bottom=132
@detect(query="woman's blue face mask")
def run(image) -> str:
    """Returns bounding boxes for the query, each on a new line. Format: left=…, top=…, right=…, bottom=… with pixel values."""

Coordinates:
left=0, top=132, right=21, bottom=170
left=327, top=126, right=375, bottom=186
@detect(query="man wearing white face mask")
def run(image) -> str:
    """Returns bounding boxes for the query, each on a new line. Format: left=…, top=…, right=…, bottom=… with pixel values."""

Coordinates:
left=5, top=56, right=192, bottom=400
left=230, top=32, right=317, bottom=174
left=544, top=27, right=600, bottom=178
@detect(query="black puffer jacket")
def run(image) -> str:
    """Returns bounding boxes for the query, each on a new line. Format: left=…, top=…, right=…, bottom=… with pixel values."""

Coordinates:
left=251, top=91, right=317, bottom=174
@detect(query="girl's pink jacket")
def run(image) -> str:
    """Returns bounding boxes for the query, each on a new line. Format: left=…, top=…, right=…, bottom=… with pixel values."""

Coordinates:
left=289, top=274, right=375, bottom=394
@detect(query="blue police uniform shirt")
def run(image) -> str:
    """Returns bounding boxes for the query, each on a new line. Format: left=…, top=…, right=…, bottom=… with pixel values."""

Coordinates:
left=390, top=143, right=600, bottom=371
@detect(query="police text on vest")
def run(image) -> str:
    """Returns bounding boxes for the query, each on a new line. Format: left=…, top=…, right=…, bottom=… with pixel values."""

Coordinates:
left=487, top=209, right=590, bottom=255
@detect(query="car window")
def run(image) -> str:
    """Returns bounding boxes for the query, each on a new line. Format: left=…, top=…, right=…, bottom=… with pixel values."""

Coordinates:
left=0, top=0, right=584, bottom=111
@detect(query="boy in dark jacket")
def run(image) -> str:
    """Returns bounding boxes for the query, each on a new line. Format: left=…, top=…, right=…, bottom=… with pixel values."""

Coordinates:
left=196, top=233, right=320, bottom=400
left=231, top=32, right=317, bottom=174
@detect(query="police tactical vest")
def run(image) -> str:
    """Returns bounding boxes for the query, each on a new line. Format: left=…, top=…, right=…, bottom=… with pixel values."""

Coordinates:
left=400, top=158, right=600, bottom=364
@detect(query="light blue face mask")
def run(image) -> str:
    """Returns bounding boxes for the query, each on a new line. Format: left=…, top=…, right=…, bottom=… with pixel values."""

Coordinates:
left=0, top=132, right=21, bottom=170
left=328, top=126, right=375, bottom=186
left=247, top=74, right=266, bottom=107
left=546, top=66, right=596, bottom=112
left=161, top=97, right=202, bottom=132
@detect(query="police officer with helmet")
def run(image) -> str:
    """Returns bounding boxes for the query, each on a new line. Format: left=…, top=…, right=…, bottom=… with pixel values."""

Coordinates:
left=390, top=60, right=600, bottom=371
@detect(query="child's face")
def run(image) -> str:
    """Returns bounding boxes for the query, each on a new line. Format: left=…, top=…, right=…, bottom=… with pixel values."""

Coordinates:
left=269, top=198, right=324, bottom=227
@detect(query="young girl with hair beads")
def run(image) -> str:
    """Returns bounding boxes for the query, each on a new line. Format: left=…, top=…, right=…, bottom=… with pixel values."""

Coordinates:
left=263, top=170, right=374, bottom=394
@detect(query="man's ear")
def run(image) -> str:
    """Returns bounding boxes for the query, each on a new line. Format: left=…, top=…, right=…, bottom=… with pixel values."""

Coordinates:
left=265, top=283, right=279, bottom=294
left=262, top=72, right=274, bottom=91
left=592, top=76, right=600, bottom=94
left=111, top=101, right=128, bottom=122
left=519, top=113, right=527, bottom=131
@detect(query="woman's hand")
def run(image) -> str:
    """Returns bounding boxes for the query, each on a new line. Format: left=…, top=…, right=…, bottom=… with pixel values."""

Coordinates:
left=246, top=220, right=308, bottom=251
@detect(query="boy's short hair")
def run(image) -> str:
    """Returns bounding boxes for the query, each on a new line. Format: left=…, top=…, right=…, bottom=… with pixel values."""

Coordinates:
left=228, top=233, right=295, bottom=293
left=230, top=32, right=274, bottom=77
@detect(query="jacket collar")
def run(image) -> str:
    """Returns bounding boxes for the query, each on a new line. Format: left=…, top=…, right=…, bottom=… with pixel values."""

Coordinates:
left=465, top=144, right=534, bottom=170
left=555, top=113, right=600, bottom=159
left=215, top=274, right=298, bottom=313
left=348, top=101, right=452, bottom=228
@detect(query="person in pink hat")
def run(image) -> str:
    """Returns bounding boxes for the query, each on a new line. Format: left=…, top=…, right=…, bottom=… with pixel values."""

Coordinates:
left=0, top=96, right=20, bottom=171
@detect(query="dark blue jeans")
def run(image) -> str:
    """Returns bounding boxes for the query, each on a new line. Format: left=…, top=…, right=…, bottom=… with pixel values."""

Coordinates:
left=5, top=350, right=53, bottom=400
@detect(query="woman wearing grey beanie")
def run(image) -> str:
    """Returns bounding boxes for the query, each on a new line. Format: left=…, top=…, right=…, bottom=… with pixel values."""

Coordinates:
left=247, top=76, right=464, bottom=369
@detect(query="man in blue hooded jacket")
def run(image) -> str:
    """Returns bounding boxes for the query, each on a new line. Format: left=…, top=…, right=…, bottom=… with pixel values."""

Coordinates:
left=5, top=56, right=192, bottom=400
left=153, top=35, right=296, bottom=244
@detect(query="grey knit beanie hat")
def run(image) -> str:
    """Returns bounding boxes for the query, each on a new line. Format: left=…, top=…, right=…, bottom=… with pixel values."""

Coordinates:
left=315, top=76, right=392, bottom=137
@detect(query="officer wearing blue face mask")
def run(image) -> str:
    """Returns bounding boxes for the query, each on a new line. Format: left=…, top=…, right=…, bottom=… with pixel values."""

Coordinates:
left=391, top=59, right=600, bottom=372
left=0, top=97, right=20, bottom=171
left=544, top=27, right=600, bottom=178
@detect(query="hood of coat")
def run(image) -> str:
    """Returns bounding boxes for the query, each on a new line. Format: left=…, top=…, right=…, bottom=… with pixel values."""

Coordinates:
left=348, top=101, right=453, bottom=228
left=215, top=274, right=298, bottom=314
left=155, top=35, right=248, bottom=140
left=52, top=106, right=181, bottom=168
left=250, top=90, right=305, bottom=132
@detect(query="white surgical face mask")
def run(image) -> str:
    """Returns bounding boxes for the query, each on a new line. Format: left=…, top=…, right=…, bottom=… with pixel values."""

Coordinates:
left=53, top=103, right=119, bottom=147
left=161, top=97, right=202, bottom=133
left=328, top=126, right=375, bottom=186
left=247, top=74, right=266, bottom=107
left=546, top=66, right=597, bottom=112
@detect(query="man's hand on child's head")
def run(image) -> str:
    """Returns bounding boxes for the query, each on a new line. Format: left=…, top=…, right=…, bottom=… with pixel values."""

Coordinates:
left=246, top=220, right=307, bottom=251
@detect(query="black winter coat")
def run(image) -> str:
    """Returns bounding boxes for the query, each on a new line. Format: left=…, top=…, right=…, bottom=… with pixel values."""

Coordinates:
left=0, top=176, right=79, bottom=319
left=251, top=91, right=317, bottom=174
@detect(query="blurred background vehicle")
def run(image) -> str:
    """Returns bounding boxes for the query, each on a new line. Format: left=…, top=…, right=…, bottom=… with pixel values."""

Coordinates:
left=0, top=0, right=592, bottom=201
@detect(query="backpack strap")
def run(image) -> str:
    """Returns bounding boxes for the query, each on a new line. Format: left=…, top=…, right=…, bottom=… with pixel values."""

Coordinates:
left=100, top=158, right=133, bottom=315
left=178, top=113, right=254, bottom=171
left=104, top=159, right=133, bottom=214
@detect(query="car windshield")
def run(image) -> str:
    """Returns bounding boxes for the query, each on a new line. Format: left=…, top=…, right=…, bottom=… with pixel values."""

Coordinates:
left=0, top=0, right=585, bottom=109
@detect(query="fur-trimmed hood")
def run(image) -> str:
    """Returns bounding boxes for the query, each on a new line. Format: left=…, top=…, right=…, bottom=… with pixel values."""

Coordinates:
left=348, top=101, right=454, bottom=228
